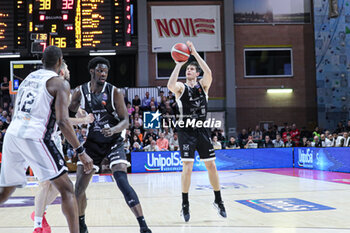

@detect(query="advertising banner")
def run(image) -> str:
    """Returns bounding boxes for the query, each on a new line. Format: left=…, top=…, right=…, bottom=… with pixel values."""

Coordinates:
left=234, top=0, right=311, bottom=24
left=131, top=148, right=293, bottom=173
left=151, top=5, right=221, bottom=52
left=295, top=147, right=350, bottom=172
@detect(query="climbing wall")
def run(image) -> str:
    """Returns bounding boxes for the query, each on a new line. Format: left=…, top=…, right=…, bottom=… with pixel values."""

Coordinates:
left=314, top=0, right=350, bottom=129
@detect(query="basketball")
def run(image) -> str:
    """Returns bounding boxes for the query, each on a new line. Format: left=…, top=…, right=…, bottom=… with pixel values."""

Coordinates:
left=171, top=43, right=191, bottom=62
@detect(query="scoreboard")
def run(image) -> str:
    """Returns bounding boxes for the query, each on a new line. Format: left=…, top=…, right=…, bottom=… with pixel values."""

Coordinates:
left=0, top=0, right=136, bottom=54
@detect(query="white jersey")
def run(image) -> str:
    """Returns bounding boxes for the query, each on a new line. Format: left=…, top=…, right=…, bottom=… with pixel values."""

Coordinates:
left=8, top=69, right=58, bottom=139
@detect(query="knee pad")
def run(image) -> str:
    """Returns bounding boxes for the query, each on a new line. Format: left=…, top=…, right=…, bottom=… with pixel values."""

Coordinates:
left=113, top=171, right=139, bottom=207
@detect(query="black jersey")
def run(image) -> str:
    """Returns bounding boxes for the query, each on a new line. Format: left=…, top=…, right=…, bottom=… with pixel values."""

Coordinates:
left=80, top=81, right=122, bottom=144
left=177, top=81, right=208, bottom=124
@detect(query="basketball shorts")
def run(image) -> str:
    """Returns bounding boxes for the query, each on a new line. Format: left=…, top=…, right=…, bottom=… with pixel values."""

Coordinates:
left=178, top=127, right=216, bottom=162
left=0, top=133, right=67, bottom=188
left=77, top=140, right=130, bottom=173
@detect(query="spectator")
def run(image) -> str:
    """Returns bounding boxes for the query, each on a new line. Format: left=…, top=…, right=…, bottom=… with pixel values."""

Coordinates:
left=167, top=91, right=176, bottom=109
left=132, top=95, right=141, bottom=107
left=150, top=97, right=158, bottom=107
left=132, top=105, right=142, bottom=118
left=131, top=134, right=141, bottom=147
left=272, top=134, right=284, bottom=148
left=127, top=102, right=134, bottom=118
left=0, top=76, right=11, bottom=105
left=134, top=128, right=143, bottom=143
left=158, top=96, right=167, bottom=114
left=263, top=126, right=276, bottom=140
left=156, top=132, right=169, bottom=151
left=335, top=121, right=344, bottom=134
left=311, top=135, right=322, bottom=147
left=144, top=129, right=158, bottom=141
left=326, top=134, right=336, bottom=147
left=332, top=132, right=340, bottom=146
left=244, top=135, right=258, bottom=149
left=251, top=125, right=262, bottom=140
left=324, top=130, right=331, bottom=138
left=211, top=135, right=222, bottom=150
left=312, top=126, right=321, bottom=138
left=165, top=101, right=174, bottom=115
left=169, top=132, right=179, bottom=151
left=225, top=136, right=240, bottom=149
left=339, top=132, right=350, bottom=147
left=280, top=122, right=288, bottom=135
left=163, top=127, right=173, bottom=141
left=143, top=135, right=154, bottom=147
left=141, top=92, right=151, bottom=110
left=2, top=102, right=9, bottom=112
left=261, top=135, right=274, bottom=148
left=238, top=129, right=249, bottom=147
left=299, top=136, right=310, bottom=147
left=132, top=142, right=143, bottom=152
left=290, top=123, right=300, bottom=146
left=282, top=128, right=291, bottom=142
left=212, top=128, right=225, bottom=142
left=156, top=90, right=165, bottom=104
left=284, top=134, right=295, bottom=147
left=132, top=113, right=143, bottom=127
left=144, top=140, right=160, bottom=151
left=320, top=134, right=327, bottom=147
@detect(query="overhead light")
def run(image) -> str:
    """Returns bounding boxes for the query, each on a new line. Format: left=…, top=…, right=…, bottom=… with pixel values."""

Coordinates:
left=267, top=88, right=293, bottom=94
left=0, top=53, right=20, bottom=58
left=89, top=50, right=116, bottom=56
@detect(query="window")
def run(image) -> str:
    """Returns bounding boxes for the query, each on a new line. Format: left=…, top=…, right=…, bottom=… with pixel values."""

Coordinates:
left=244, top=48, right=293, bottom=78
left=156, top=52, right=205, bottom=79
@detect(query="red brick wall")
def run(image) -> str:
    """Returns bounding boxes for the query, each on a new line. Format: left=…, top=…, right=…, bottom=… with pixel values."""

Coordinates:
left=234, top=24, right=317, bottom=130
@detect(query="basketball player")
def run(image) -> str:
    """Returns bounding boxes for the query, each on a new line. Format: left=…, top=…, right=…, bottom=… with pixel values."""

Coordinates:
left=31, top=61, right=94, bottom=233
left=69, top=57, right=152, bottom=233
left=167, top=41, right=226, bottom=222
left=0, top=46, right=93, bottom=233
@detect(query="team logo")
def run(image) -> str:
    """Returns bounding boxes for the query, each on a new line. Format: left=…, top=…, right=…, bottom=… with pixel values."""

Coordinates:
left=143, top=110, right=161, bottom=129
left=59, top=159, right=64, bottom=166
left=183, top=144, right=190, bottom=151
left=102, top=93, right=108, bottom=101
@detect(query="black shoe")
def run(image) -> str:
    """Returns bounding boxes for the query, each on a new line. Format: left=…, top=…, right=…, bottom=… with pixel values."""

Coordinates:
left=181, top=203, right=190, bottom=222
left=213, top=201, right=227, bottom=218
left=79, top=222, right=89, bottom=233
left=140, top=227, right=152, bottom=233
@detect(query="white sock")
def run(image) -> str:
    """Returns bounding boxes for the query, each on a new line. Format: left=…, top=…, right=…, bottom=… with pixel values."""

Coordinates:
left=34, top=216, right=43, bottom=229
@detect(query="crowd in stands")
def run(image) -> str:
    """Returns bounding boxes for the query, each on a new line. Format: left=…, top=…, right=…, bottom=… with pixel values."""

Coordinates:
left=1, top=75, right=350, bottom=172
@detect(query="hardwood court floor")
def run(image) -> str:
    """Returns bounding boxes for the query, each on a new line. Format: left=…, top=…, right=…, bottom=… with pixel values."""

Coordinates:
left=1, top=168, right=350, bottom=233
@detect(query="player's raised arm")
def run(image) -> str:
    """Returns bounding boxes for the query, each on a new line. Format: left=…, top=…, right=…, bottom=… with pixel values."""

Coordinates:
left=186, top=41, right=212, bottom=91
left=167, top=61, right=186, bottom=97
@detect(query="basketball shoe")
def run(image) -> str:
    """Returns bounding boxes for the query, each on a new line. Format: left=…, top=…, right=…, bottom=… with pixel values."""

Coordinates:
left=140, top=227, right=152, bottom=233
left=213, top=201, right=227, bottom=218
left=180, top=203, right=190, bottom=222
left=31, top=211, right=51, bottom=233
left=33, top=227, right=43, bottom=233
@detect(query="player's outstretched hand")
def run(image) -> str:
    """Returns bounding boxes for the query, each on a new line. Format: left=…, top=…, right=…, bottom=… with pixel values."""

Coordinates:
left=84, top=113, right=94, bottom=124
left=186, top=41, right=196, bottom=55
left=79, top=152, right=93, bottom=174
